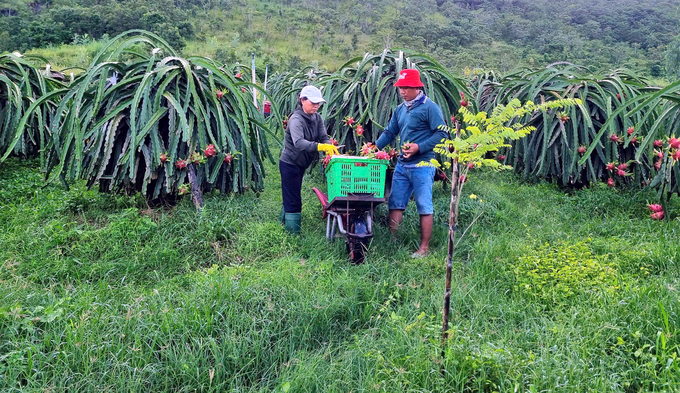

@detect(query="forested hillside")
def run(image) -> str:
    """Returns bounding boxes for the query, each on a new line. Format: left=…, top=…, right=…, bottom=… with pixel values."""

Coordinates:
left=1, top=0, right=680, bottom=75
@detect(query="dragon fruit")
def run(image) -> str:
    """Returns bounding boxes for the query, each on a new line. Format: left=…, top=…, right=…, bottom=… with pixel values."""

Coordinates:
left=361, top=142, right=376, bottom=156
left=204, top=144, right=217, bottom=158
left=343, top=116, right=355, bottom=126
left=190, top=152, right=204, bottom=165
left=670, top=137, right=680, bottom=149
left=648, top=204, right=664, bottom=213
left=673, top=149, right=680, bottom=161
left=322, top=155, right=332, bottom=168
left=651, top=211, right=665, bottom=220
left=375, top=150, right=390, bottom=160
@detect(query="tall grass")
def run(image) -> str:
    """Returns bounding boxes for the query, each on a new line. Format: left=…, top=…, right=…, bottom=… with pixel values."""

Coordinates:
left=1, top=156, right=679, bottom=391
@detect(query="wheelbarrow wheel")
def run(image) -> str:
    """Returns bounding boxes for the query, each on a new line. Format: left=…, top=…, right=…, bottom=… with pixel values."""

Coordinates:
left=346, top=215, right=370, bottom=264
left=348, top=238, right=369, bottom=264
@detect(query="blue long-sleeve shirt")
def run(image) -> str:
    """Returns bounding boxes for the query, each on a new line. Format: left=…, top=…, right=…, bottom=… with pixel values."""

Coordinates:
left=375, top=95, right=447, bottom=164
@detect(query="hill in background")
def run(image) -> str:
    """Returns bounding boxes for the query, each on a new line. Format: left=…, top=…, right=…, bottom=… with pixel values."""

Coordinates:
left=1, top=0, right=679, bottom=77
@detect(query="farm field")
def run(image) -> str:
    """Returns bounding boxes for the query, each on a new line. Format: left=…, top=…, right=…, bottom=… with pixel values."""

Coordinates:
left=1, top=156, right=679, bottom=392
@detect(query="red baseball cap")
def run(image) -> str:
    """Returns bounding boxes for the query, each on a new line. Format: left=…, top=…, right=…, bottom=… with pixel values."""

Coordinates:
left=393, top=69, right=424, bottom=88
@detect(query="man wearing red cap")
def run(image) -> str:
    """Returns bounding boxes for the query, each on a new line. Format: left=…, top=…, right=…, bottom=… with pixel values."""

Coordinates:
left=375, top=68, right=447, bottom=258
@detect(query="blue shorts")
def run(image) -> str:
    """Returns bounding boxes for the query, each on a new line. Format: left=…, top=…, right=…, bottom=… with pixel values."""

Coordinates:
left=388, top=163, right=435, bottom=215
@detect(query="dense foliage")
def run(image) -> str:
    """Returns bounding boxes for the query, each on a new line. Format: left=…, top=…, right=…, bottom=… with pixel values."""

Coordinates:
left=0, top=0, right=194, bottom=51
left=5, top=30, right=273, bottom=201
left=270, top=50, right=469, bottom=154
left=0, top=52, right=64, bottom=161
left=596, top=79, right=680, bottom=203
left=475, top=66, right=651, bottom=187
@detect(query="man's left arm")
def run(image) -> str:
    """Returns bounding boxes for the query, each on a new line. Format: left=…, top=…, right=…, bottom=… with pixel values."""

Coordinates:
left=417, top=104, right=448, bottom=154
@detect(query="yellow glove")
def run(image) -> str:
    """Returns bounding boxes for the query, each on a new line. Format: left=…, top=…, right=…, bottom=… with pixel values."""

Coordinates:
left=318, top=143, right=340, bottom=156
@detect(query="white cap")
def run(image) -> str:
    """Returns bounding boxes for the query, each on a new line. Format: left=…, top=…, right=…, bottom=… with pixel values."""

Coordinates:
left=300, top=85, right=326, bottom=104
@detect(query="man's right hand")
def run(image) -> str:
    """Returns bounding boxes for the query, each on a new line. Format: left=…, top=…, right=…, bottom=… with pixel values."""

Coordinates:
left=402, top=142, right=420, bottom=159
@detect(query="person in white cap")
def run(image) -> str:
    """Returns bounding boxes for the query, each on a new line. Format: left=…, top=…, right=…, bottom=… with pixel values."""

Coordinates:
left=279, top=85, right=339, bottom=234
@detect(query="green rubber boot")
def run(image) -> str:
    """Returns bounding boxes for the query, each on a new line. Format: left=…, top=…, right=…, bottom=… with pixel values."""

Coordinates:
left=284, top=212, right=301, bottom=234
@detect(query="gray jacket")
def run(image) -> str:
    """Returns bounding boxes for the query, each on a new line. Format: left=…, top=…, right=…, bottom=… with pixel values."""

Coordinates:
left=279, top=108, right=331, bottom=168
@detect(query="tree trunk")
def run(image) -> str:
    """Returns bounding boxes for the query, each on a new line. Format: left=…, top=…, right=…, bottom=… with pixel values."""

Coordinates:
left=187, top=163, right=204, bottom=211
left=441, top=123, right=461, bottom=374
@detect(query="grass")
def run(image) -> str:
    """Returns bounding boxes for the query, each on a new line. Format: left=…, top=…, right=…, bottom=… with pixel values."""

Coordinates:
left=1, top=157, right=680, bottom=392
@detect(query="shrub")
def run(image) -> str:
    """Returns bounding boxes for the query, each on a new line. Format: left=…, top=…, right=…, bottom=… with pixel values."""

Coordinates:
left=509, top=241, right=619, bottom=307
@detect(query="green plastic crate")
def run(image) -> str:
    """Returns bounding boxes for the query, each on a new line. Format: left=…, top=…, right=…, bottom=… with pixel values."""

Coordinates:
left=325, top=156, right=388, bottom=201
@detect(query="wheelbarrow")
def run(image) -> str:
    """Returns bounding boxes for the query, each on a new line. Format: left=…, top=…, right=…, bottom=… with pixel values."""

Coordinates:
left=312, top=155, right=388, bottom=264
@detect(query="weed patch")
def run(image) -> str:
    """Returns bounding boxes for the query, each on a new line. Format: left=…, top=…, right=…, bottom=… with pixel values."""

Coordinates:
left=509, top=241, right=620, bottom=308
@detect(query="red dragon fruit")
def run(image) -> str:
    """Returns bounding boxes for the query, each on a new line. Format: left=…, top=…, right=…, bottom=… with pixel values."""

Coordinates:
left=627, top=126, right=634, bottom=136
left=223, top=153, right=233, bottom=164
left=355, top=124, right=364, bottom=137
left=343, top=116, right=355, bottom=126
left=606, top=162, right=616, bottom=171
left=648, top=204, right=664, bottom=213
left=204, top=144, right=217, bottom=158
left=322, top=155, right=332, bottom=168
left=607, top=178, right=615, bottom=187
left=160, top=153, right=168, bottom=163
left=670, top=137, right=680, bottom=149
left=618, top=163, right=628, bottom=171
left=578, top=146, right=586, bottom=154
left=673, top=149, right=680, bottom=161
left=653, top=140, right=664, bottom=148
left=361, top=142, right=376, bottom=156
left=375, top=150, right=390, bottom=160
left=651, top=211, right=665, bottom=220
left=175, top=160, right=187, bottom=170
left=459, top=92, right=468, bottom=107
